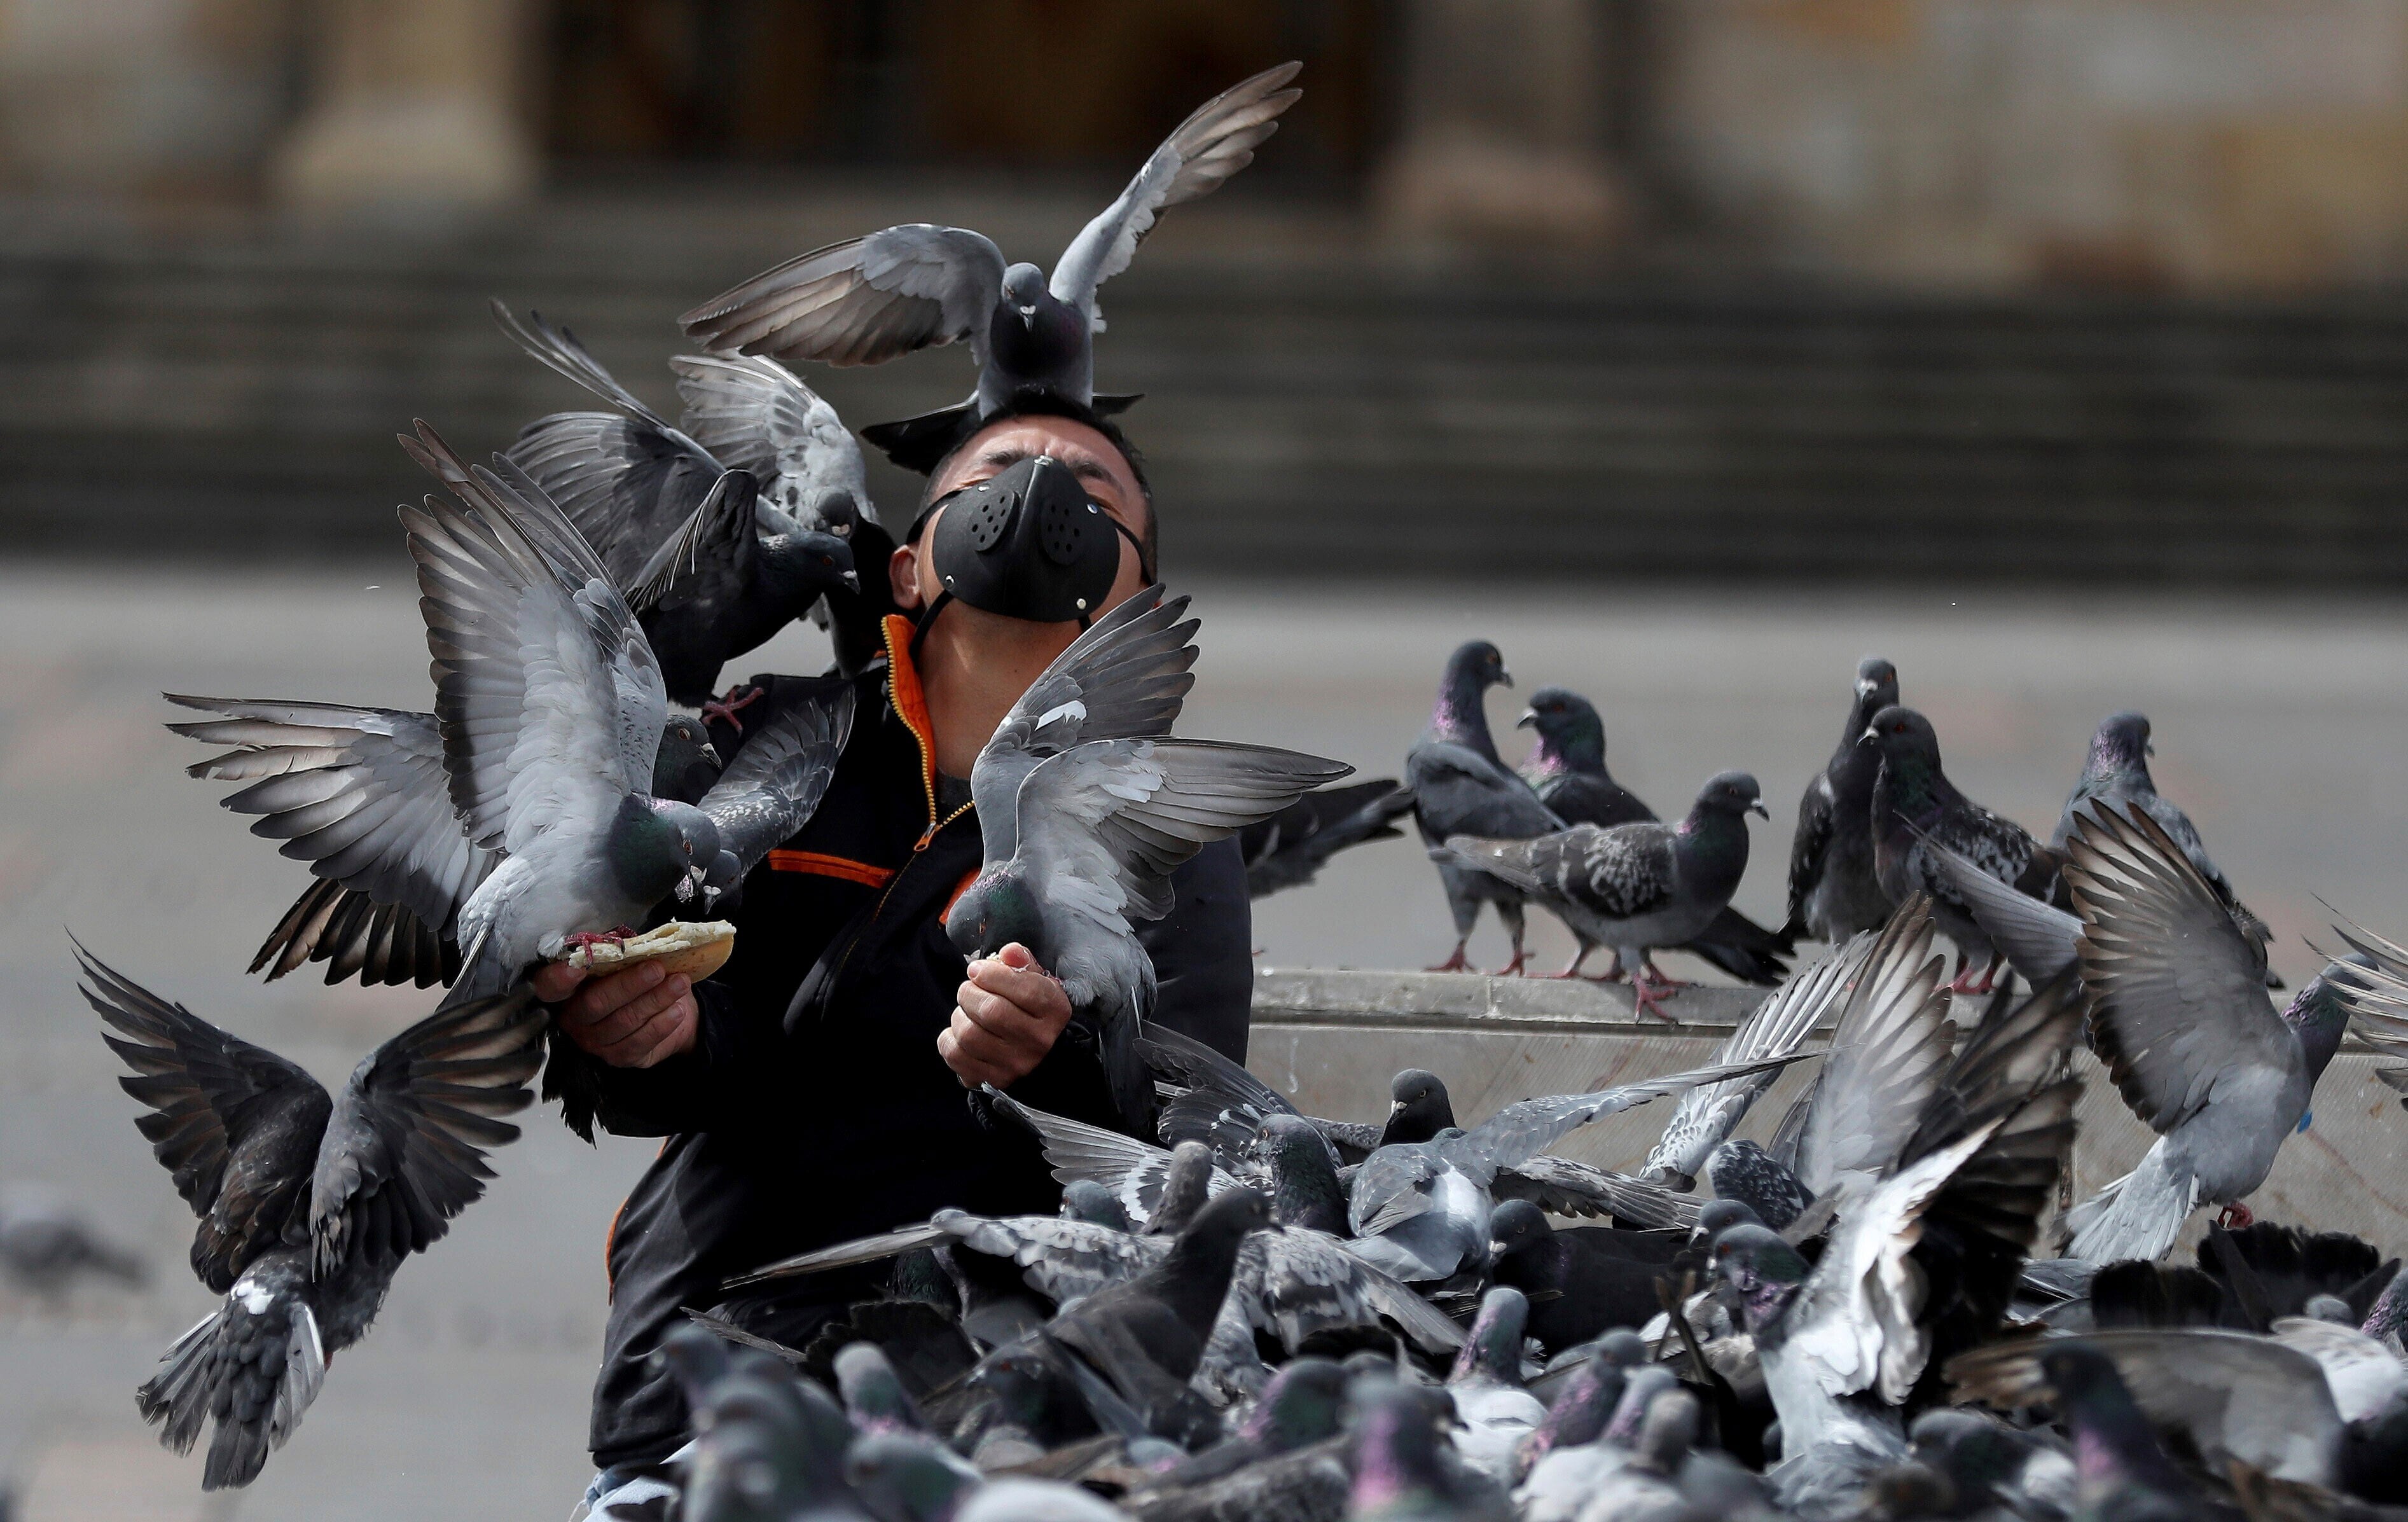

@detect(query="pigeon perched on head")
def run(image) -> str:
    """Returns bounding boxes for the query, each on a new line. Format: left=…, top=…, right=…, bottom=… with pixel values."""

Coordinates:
left=493, top=304, right=868, bottom=705
left=1235, top=779, right=1415, bottom=900
left=679, top=65, right=1303, bottom=471
left=80, top=944, right=544, bottom=1489
left=1435, top=771, right=1770, bottom=1020
left=1786, top=656, right=1899, bottom=946
left=2054, top=710, right=2279, bottom=983
left=1864, top=705, right=2056, bottom=993
left=2059, top=805, right=2365, bottom=1263
left=1514, top=687, right=1792, bottom=986
left=1405, top=640, right=1556, bottom=975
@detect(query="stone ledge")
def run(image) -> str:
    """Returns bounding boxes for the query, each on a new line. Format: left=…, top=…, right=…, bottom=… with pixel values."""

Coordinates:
left=1252, top=967, right=1774, bottom=1035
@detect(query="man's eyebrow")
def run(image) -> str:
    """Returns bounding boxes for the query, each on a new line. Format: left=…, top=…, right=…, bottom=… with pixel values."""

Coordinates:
left=975, top=443, right=1119, bottom=487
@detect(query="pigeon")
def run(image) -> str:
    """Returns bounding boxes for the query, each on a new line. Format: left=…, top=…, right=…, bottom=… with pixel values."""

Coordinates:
left=1951, top=1343, right=2214, bottom=1521
left=1124, top=1359, right=1353, bottom=1522
left=1434, top=771, right=1771, bottom=1020
left=1864, top=705, right=2057, bottom=993
left=1236, top=780, right=1415, bottom=900
left=1517, top=686, right=1793, bottom=986
left=80, top=943, right=544, bottom=1488
left=1640, top=933, right=1863, bottom=1190
left=2324, top=918, right=2408, bottom=1113
left=1343, top=1052, right=1809, bottom=1283
left=1341, top=1381, right=1514, bottom=1522
left=2058, top=804, right=2362, bottom=1263
left=1509, top=1331, right=1645, bottom=1491
left=678, top=64, right=1303, bottom=469
left=1444, top=1287, right=1549, bottom=1484
left=1786, top=657, right=1899, bottom=946
left=844, top=1431, right=1120, bottom=1522
left=2054, top=710, right=2277, bottom=980
left=1483, top=1201, right=1675, bottom=1353
left=1405, top=640, right=1556, bottom=974
left=948, top=686, right=1348, bottom=1125
left=495, top=304, right=867, bottom=707
left=0, top=1186, right=144, bottom=1301
left=163, top=699, right=731, bottom=990
left=677, top=1340, right=869, bottom=1522
left=1899, top=1407, right=2075, bottom=1521
left=1062, top=1179, right=1135, bottom=1233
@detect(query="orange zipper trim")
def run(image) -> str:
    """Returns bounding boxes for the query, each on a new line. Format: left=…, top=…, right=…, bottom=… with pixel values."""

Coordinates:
left=765, top=850, right=896, bottom=889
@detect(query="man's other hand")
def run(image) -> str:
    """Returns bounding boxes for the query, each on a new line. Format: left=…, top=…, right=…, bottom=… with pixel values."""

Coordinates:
left=939, top=943, right=1073, bottom=1089
left=532, top=959, right=699, bottom=1069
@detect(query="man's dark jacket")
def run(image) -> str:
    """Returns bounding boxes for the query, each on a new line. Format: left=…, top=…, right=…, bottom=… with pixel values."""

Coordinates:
left=564, top=617, right=1252, bottom=1467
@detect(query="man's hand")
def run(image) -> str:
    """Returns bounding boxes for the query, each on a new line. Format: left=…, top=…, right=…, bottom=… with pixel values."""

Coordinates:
left=530, top=959, right=698, bottom=1069
left=939, top=943, right=1073, bottom=1090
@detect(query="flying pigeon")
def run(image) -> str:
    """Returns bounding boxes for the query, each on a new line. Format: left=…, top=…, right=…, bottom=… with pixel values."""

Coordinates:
left=1517, top=686, right=1793, bottom=986
left=1404, top=640, right=1554, bottom=974
left=2054, top=710, right=2279, bottom=983
left=948, top=670, right=1346, bottom=1126
left=679, top=64, right=1303, bottom=469
left=80, top=943, right=544, bottom=1489
left=1786, top=657, right=1899, bottom=945
left=163, top=698, right=737, bottom=990
left=1434, top=771, right=1771, bottom=1020
left=1864, top=705, right=2057, bottom=993
left=494, top=304, right=867, bottom=707
left=2058, top=804, right=2360, bottom=1263
left=2322, top=918, right=2408, bottom=1112
left=1234, top=779, right=1415, bottom=900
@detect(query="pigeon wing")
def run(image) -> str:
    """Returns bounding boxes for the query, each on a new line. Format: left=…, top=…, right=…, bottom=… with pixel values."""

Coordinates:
left=507, top=412, right=721, bottom=588
left=988, top=1090, right=1239, bottom=1223
left=165, top=696, right=497, bottom=952
left=401, top=423, right=666, bottom=855
left=1792, top=900, right=1957, bottom=1196
left=1404, top=739, right=1560, bottom=841
left=670, top=352, right=876, bottom=525
left=1345, top=1144, right=1443, bottom=1238
left=624, top=468, right=761, bottom=616
left=2268, top=1317, right=2408, bottom=1425
left=1242, top=1226, right=1465, bottom=1355
left=2064, top=804, right=2295, bottom=1136
left=246, top=877, right=461, bottom=988
left=307, top=990, right=547, bottom=1276
left=1921, top=836, right=2081, bottom=985
left=1049, top=62, right=1304, bottom=319
left=491, top=301, right=684, bottom=437
left=1644, top=934, right=1861, bottom=1186
left=697, top=684, right=855, bottom=878
left=1786, top=772, right=1837, bottom=930
left=679, top=224, right=1008, bottom=369
left=77, top=944, right=330, bottom=1292
left=1557, top=824, right=1678, bottom=920
left=1437, top=1052, right=1811, bottom=1189
left=1490, top=1155, right=1701, bottom=1230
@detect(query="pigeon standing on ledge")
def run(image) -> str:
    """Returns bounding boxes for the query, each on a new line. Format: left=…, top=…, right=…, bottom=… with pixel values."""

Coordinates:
left=1787, top=656, right=1900, bottom=946
left=1405, top=640, right=1556, bottom=974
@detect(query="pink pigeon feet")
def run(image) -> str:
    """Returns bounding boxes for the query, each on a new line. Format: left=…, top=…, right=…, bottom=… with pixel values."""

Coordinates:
left=2217, top=1202, right=2256, bottom=1231
left=701, top=683, right=765, bottom=732
left=1426, top=941, right=1473, bottom=974
left=1948, top=953, right=2004, bottom=996
left=1628, top=959, right=1689, bottom=1023
left=564, top=926, right=639, bottom=956
left=1488, top=944, right=1530, bottom=977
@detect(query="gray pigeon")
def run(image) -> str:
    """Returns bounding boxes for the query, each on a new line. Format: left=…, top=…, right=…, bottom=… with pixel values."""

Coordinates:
left=81, top=944, right=544, bottom=1489
left=1518, top=686, right=1794, bottom=986
left=1865, top=705, right=2058, bottom=993
left=948, top=715, right=1346, bottom=1127
left=2054, top=710, right=2278, bottom=983
left=0, top=1186, right=144, bottom=1301
left=1235, top=779, right=1415, bottom=900
left=494, top=304, right=864, bottom=708
left=1404, top=640, right=1554, bottom=974
left=1434, top=771, right=1769, bottom=1021
left=678, top=64, right=1303, bottom=467
left=164, top=699, right=735, bottom=990
left=1786, top=656, right=1899, bottom=945
left=2059, top=804, right=2359, bottom=1263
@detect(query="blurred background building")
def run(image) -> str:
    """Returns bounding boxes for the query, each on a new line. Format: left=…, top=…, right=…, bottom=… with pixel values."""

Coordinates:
left=6, top=0, right=2408, bottom=579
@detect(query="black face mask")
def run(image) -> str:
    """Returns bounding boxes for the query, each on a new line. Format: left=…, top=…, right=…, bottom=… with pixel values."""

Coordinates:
left=908, top=455, right=1144, bottom=655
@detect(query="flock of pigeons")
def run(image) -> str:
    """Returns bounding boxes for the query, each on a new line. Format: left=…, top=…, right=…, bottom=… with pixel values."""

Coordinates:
left=32, top=52, right=2408, bottom=1522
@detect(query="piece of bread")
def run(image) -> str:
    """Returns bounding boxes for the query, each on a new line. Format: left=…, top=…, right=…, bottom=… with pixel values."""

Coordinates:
left=558, top=920, right=736, bottom=981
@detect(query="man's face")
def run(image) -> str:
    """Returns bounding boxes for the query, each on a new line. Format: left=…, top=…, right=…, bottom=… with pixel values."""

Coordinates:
left=889, top=417, right=1151, bottom=618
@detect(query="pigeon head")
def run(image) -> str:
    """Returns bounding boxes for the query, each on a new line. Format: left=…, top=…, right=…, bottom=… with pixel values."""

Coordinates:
left=1146, top=1140, right=1218, bottom=1235
left=1691, top=770, right=1769, bottom=821
left=945, top=869, right=1047, bottom=964
left=653, top=715, right=723, bottom=805
left=1861, top=704, right=1941, bottom=763
left=654, top=1321, right=737, bottom=1406
left=2086, top=710, right=2154, bottom=778
left=1911, top=1409, right=2033, bottom=1508
left=1256, top=1114, right=1347, bottom=1234
left=1846, top=656, right=1902, bottom=744
left=1345, top=1384, right=1457, bottom=1519
left=2038, top=1343, right=2199, bottom=1508
left=1432, top=640, right=1511, bottom=749
left=1239, top=1356, right=1350, bottom=1452
left=1516, top=685, right=1606, bottom=778
left=1382, top=1069, right=1457, bottom=1144
left=833, top=1341, right=923, bottom=1437
left=2304, top=1294, right=2356, bottom=1324
left=1451, top=1284, right=1530, bottom=1385
left=759, top=526, right=859, bottom=608
left=609, top=795, right=723, bottom=909
left=1631, top=1387, right=1700, bottom=1476
left=1603, top=1365, right=1680, bottom=1445
left=1486, top=1198, right=1551, bottom=1263
left=2281, top=953, right=2370, bottom=1083
left=841, top=1431, right=977, bottom=1522
left=1691, top=1196, right=1763, bottom=1244
left=803, top=488, right=861, bottom=539
left=1516, top=1352, right=1630, bottom=1477
left=1708, top=1223, right=1809, bottom=1334
left=1001, top=263, right=1049, bottom=315
left=1059, top=1179, right=1132, bottom=1232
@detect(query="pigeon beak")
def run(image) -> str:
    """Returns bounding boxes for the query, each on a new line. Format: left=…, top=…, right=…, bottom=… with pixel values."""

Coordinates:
left=1855, top=680, right=1876, bottom=696
left=1859, top=725, right=1879, bottom=745
left=1514, top=708, right=1539, bottom=730
left=1497, top=670, right=1515, bottom=689
left=1387, top=1101, right=1405, bottom=1121
left=699, top=742, right=722, bottom=768
left=1750, top=801, right=1769, bottom=819
left=2146, top=742, right=2156, bottom=757
left=841, top=571, right=861, bottom=593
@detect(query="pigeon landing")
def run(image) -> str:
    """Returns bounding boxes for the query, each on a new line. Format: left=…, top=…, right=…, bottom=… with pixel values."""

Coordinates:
left=1864, top=705, right=2057, bottom=993
left=1787, top=657, right=1900, bottom=946
left=680, top=64, right=1303, bottom=471
left=79, top=944, right=544, bottom=1489
left=1516, top=686, right=1794, bottom=986
left=1435, top=771, right=1771, bottom=1020
left=494, top=304, right=869, bottom=704
left=1404, top=640, right=1556, bottom=974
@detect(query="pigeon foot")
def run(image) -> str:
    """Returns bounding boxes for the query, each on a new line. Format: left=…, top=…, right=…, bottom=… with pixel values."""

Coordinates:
left=1628, top=977, right=1683, bottom=1023
left=1488, top=947, right=1531, bottom=977
left=1946, top=953, right=2003, bottom=995
left=564, top=927, right=639, bottom=955
left=701, top=684, right=765, bottom=731
left=1425, top=942, right=1473, bottom=974
left=2217, top=1202, right=2256, bottom=1231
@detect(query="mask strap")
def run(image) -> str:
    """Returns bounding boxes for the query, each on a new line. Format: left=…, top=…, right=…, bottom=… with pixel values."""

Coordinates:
left=906, top=588, right=953, bottom=668
left=1111, top=516, right=1153, bottom=585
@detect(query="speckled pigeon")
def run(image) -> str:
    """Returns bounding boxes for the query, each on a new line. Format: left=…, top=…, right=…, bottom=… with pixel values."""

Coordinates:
left=679, top=65, right=1302, bottom=470
left=1434, top=771, right=1770, bottom=1021
left=1405, top=640, right=1554, bottom=974
left=1787, top=656, right=1899, bottom=946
